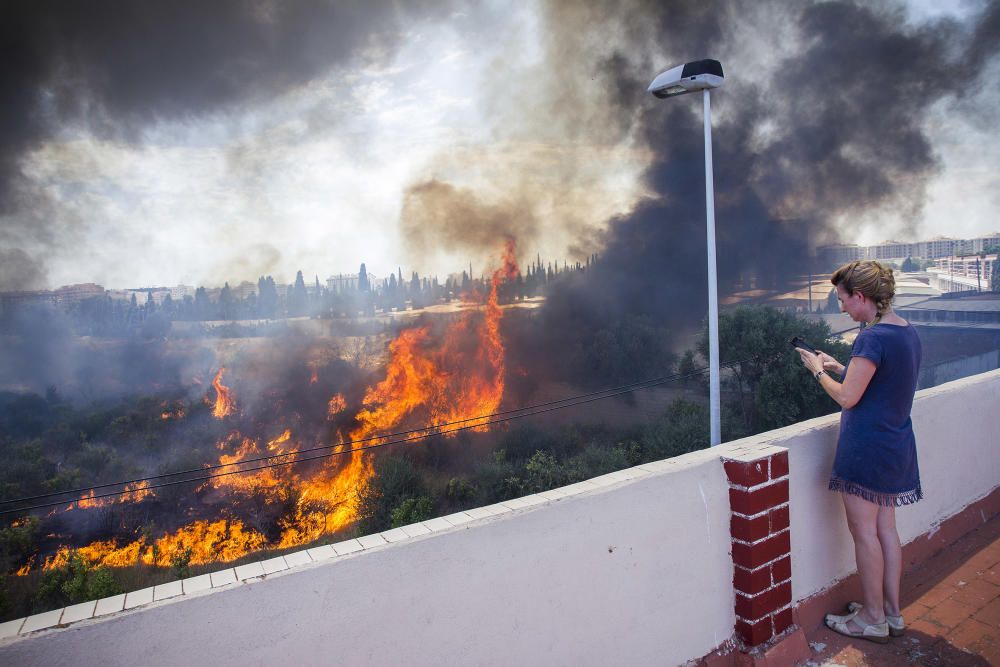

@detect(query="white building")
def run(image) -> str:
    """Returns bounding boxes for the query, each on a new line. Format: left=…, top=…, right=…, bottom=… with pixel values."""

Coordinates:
left=927, top=254, right=996, bottom=292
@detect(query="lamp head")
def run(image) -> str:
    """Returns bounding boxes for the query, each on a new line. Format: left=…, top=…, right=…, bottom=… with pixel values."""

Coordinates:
left=648, top=59, right=724, bottom=99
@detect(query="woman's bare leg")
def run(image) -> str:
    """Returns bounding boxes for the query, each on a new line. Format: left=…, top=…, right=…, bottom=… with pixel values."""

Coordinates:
left=876, top=505, right=902, bottom=617
left=842, top=493, right=886, bottom=625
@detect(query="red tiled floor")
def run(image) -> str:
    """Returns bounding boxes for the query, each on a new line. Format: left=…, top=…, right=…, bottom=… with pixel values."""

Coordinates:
left=803, top=512, right=1000, bottom=666
left=950, top=579, right=999, bottom=608
left=972, top=596, right=1000, bottom=627
left=922, top=598, right=977, bottom=630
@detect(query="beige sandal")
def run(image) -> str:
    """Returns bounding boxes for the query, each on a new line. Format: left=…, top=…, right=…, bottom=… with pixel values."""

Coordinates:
left=824, top=610, right=890, bottom=644
left=844, top=601, right=905, bottom=637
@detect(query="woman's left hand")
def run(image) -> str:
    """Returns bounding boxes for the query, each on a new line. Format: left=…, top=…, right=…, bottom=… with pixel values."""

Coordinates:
left=797, top=348, right=824, bottom=375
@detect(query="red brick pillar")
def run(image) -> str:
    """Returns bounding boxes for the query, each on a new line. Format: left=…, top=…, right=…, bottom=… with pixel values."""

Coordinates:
left=723, top=447, right=793, bottom=648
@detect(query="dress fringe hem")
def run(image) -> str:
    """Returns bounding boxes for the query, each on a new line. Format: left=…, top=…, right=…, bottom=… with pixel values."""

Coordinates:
left=829, top=477, right=922, bottom=507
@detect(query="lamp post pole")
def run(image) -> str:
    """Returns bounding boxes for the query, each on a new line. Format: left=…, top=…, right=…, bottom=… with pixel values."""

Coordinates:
left=648, top=59, right=724, bottom=446
left=703, top=89, right=721, bottom=446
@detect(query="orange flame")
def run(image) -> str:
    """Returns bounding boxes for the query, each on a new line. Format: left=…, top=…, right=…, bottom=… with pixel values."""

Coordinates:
left=16, top=557, right=34, bottom=576
left=75, top=481, right=154, bottom=510
left=42, top=519, right=268, bottom=571
left=28, top=240, right=520, bottom=572
left=327, top=393, right=347, bottom=419
left=278, top=241, right=519, bottom=546
left=206, top=430, right=297, bottom=499
left=211, top=368, right=235, bottom=418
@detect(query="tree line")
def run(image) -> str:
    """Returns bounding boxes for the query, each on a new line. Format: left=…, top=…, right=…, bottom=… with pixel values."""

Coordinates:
left=1, top=256, right=597, bottom=339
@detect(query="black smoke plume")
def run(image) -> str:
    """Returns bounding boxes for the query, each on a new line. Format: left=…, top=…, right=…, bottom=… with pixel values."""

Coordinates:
left=0, top=0, right=456, bottom=289
left=532, top=0, right=1000, bottom=335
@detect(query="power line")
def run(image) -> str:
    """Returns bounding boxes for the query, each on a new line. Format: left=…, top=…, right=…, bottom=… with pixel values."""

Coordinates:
left=1, top=367, right=685, bottom=507
left=0, top=359, right=748, bottom=517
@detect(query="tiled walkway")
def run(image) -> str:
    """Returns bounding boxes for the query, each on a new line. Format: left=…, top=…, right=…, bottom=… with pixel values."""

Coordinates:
left=804, top=513, right=999, bottom=666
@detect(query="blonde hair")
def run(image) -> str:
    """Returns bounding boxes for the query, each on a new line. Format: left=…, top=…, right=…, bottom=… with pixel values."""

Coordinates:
left=831, top=260, right=895, bottom=317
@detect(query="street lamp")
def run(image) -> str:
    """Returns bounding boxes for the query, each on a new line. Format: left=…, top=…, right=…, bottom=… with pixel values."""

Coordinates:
left=648, top=58, right=724, bottom=446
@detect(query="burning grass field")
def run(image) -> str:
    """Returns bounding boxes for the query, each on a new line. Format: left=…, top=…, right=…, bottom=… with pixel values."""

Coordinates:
left=5, top=240, right=650, bottom=620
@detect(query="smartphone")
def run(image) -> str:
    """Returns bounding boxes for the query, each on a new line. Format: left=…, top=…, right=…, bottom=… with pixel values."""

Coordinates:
left=789, top=336, right=817, bottom=355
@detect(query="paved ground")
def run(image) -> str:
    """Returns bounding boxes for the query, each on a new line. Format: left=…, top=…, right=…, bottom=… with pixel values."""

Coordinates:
left=803, top=513, right=999, bottom=666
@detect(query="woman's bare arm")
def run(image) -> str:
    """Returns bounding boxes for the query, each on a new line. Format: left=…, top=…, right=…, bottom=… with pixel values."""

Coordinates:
left=799, top=350, right=876, bottom=409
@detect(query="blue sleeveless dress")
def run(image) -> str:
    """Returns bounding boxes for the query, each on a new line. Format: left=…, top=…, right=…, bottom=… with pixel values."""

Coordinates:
left=829, top=323, right=923, bottom=506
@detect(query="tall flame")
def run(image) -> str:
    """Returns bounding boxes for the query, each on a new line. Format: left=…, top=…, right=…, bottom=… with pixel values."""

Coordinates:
left=211, top=368, right=235, bottom=418
left=277, top=240, right=520, bottom=546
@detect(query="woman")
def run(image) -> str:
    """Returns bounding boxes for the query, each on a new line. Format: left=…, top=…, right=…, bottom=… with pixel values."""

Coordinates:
left=797, top=260, right=922, bottom=644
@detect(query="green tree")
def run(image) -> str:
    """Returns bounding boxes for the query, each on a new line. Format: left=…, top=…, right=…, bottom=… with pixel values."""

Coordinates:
left=356, top=456, right=427, bottom=535
left=170, top=546, right=194, bottom=580
left=219, top=282, right=234, bottom=320
left=524, top=450, right=566, bottom=491
left=389, top=496, right=434, bottom=528
left=571, top=315, right=676, bottom=387
left=289, top=271, right=308, bottom=317
left=35, top=552, right=121, bottom=609
left=697, top=306, right=848, bottom=436
left=256, top=276, right=279, bottom=318
left=643, top=399, right=711, bottom=459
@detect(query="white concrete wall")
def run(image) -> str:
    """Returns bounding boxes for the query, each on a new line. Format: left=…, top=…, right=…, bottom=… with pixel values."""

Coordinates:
left=783, top=368, right=1000, bottom=602
left=2, top=369, right=998, bottom=667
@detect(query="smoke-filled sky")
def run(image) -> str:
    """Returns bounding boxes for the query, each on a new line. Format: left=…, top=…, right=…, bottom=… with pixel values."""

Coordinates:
left=1, top=0, right=998, bottom=291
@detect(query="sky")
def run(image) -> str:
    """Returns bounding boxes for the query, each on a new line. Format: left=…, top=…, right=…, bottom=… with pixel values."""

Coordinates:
left=1, top=0, right=998, bottom=291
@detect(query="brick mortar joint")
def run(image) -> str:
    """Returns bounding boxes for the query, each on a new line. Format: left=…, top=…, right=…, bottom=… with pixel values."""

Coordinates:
left=727, top=476, right=789, bottom=493
left=734, top=582, right=792, bottom=602
left=734, top=557, right=790, bottom=575
left=730, top=527, right=790, bottom=547
left=730, top=502, right=790, bottom=521
left=736, top=602, right=794, bottom=623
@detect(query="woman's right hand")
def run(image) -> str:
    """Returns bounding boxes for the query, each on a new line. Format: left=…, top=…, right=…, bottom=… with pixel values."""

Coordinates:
left=816, top=351, right=844, bottom=375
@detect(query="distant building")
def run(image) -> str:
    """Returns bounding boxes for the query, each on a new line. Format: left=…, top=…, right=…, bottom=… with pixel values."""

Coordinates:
left=817, top=243, right=865, bottom=267
left=818, top=233, right=1000, bottom=269
left=327, top=274, right=358, bottom=293
left=0, top=283, right=104, bottom=316
left=969, top=233, right=1000, bottom=254
left=927, top=255, right=996, bottom=293
left=918, top=236, right=963, bottom=259
left=171, top=285, right=197, bottom=301
left=52, top=283, right=105, bottom=304
left=897, top=293, right=1000, bottom=326
left=232, top=281, right=258, bottom=300
left=326, top=272, right=383, bottom=293
left=0, top=289, right=58, bottom=314
left=868, top=240, right=918, bottom=261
